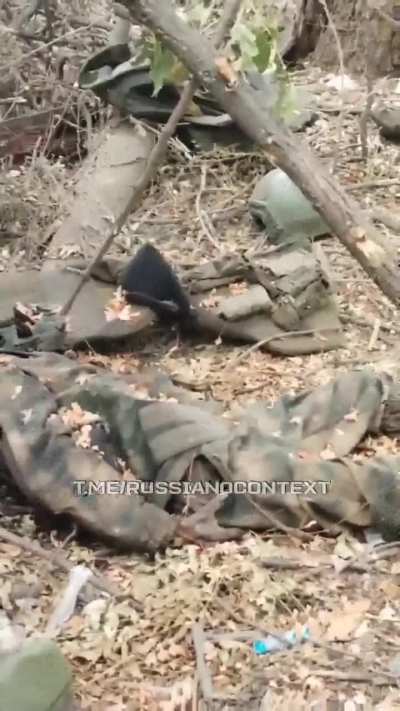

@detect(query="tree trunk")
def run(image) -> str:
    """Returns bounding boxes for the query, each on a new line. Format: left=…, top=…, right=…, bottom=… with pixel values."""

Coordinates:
left=284, top=0, right=325, bottom=61
left=313, top=0, right=398, bottom=77
left=121, top=0, right=400, bottom=307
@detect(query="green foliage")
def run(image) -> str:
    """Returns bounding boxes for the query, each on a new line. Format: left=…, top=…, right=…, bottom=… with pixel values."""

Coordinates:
left=148, top=41, right=177, bottom=96
left=140, top=0, right=295, bottom=122
left=229, top=20, right=280, bottom=73
left=230, top=23, right=259, bottom=69
left=142, top=1, right=215, bottom=94
left=273, top=73, right=297, bottom=122
left=183, top=1, right=215, bottom=27
left=254, top=29, right=279, bottom=72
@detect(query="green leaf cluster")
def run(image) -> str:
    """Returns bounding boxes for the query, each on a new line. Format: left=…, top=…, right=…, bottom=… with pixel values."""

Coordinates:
left=138, top=0, right=296, bottom=123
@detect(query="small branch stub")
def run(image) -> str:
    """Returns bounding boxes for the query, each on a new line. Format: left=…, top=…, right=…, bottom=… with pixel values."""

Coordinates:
left=214, top=56, right=239, bottom=86
left=348, top=226, right=386, bottom=268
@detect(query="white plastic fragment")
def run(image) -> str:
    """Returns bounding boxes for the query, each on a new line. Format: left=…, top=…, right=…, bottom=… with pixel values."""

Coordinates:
left=0, top=611, right=25, bottom=655
left=45, top=564, right=93, bottom=637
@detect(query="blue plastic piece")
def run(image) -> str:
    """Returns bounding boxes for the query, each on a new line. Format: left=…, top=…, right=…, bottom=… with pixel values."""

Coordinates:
left=253, top=626, right=310, bottom=656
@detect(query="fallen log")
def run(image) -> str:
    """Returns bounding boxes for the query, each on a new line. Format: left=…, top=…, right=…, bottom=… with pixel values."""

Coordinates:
left=46, top=11, right=154, bottom=260
left=47, top=122, right=153, bottom=258
left=120, top=0, right=400, bottom=307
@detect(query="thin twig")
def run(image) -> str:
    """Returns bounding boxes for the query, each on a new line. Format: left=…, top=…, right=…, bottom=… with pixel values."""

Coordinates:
left=338, top=540, right=400, bottom=574
left=0, top=524, right=120, bottom=599
left=0, top=25, right=91, bottom=72
left=371, top=206, right=400, bottom=233
left=373, top=6, right=400, bottom=30
left=261, top=555, right=368, bottom=575
left=242, top=495, right=314, bottom=542
left=192, top=622, right=214, bottom=701
left=231, top=328, right=336, bottom=365
left=195, top=164, right=221, bottom=250
left=318, top=0, right=346, bottom=173
left=349, top=179, right=400, bottom=191
left=61, top=0, right=243, bottom=316
left=359, top=6, right=376, bottom=161
left=308, top=669, right=395, bottom=685
left=367, top=317, right=381, bottom=351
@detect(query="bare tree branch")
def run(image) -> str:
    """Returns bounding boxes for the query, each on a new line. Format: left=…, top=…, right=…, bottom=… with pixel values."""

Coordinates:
left=119, top=0, right=400, bottom=307
left=61, top=0, right=243, bottom=316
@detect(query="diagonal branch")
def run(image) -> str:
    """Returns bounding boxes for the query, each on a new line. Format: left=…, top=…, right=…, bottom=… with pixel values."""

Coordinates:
left=61, top=0, right=242, bottom=316
left=119, top=0, right=400, bottom=307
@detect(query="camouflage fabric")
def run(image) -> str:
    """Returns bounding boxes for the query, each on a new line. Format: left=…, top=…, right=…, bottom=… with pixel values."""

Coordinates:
left=216, top=370, right=396, bottom=535
left=0, top=241, right=343, bottom=356
left=1, top=354, right=400, bottom=550
left=0, top=355, right=175, bottom=552
left=182, top=246, right=343, bottom=354
left=0, top=268, right=153, bottom=353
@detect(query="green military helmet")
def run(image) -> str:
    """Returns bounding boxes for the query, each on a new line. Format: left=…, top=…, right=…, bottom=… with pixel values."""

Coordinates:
left=0, top=639, right=73, bottom=711
left=249, top=168, right=330, bottom=246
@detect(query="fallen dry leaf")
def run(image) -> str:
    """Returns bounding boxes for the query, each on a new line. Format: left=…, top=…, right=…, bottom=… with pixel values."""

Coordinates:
left=11, top=385, right=22, bottom=400
left=229, top=281, right=248, bottom=295
left=289, top=416, right=303, bottom=425
left=58, top=244, right=82, bottom=259
left=60, top=402, right=100, bottom=428
left=379, top=580, right=400, bottom=599
left=129, top=385, right=151, bottom=400
left=324, top=599, right=371, bottom=641
left=21, top=409, right=33, bottom=424
left=74, top=424, right=93, bottom=449
left=391, top=561, right=400, bottom=575
left=320, top=444, right=337, bottom=460
left=104, top=287, right=141, bottom=322
left=344, top=409, right=359, bottom=422
left=200, top=290, right=220, bottom=308
left=75, top=372, right=95, bottom=385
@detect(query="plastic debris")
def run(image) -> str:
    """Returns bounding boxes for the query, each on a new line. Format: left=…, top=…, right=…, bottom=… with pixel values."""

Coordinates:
left=253, top=626, right=310, bottom=655
left=0, top=613, right=25, bottom=656
left=45, top=564, right=93, bottom=638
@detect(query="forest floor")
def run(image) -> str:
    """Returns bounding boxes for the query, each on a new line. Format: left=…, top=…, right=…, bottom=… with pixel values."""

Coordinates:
left=2, top=7, right=400, bottom=709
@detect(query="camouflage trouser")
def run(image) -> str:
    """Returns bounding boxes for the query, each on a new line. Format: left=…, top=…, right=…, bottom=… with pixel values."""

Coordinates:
left=1, top=353, right=400, bottom=550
